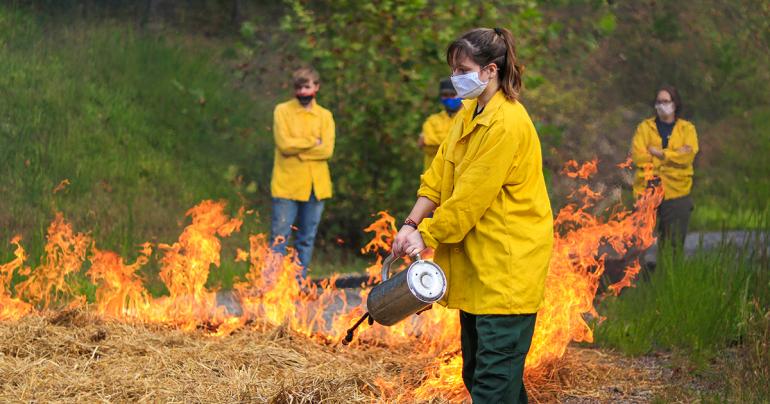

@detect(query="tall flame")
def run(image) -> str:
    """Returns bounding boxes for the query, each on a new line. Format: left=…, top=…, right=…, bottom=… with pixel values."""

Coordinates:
left=14, top=213, right=91, bottom=309
left=153, top=200, right=244, bottom=330
left=87, top=244, right=152, bottom=318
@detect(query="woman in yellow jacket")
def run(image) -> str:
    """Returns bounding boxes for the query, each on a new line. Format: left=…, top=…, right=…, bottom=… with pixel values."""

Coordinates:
left=631, top=85, right=698, bottom=250
left=393, top=28, right=553, bottom=403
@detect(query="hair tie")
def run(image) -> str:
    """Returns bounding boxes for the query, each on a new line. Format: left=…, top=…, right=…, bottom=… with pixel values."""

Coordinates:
left=493, top=27, right=504, bottom=36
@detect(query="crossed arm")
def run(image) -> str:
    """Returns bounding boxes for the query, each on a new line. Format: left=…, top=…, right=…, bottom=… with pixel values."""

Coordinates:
left=273, top=108, right=335, bottom=159
left=631, top=124, right=698, bottom=167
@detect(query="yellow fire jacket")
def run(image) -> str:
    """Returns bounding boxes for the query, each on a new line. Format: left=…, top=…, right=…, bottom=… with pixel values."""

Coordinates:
left=417, top=91, right=554, bottom=315
left=270, top=99, right=335, bottom=201
left=631, top=117, right=699, bottom=199
left=421, top=110, right=455, bottom=170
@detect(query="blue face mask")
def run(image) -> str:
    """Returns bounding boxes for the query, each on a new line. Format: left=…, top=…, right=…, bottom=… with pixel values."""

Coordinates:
left=441, top=97, right=463, bottom=113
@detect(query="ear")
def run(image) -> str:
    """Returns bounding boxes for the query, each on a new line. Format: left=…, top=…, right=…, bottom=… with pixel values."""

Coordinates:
left=486, top=63, right=499, bottom=78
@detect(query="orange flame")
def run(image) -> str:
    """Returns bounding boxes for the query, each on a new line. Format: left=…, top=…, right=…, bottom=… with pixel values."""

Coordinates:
left=52, top=179, right=70, bottom=194
left=87, top=244, right=152, bottom=318
left=153, top=200, right=243, bottom=330
left=14, top=213, right=91, bottom=309
left=0, top=236, right=32, bottom=320
left=616, top=157, right=633, bottom=170
left=360, top=211, right=399, bottom=282
left=562, top=158, right=598, bottom=179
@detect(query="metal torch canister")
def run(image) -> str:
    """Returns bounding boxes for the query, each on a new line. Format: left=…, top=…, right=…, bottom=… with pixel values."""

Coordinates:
left=366, top=253, right=447, bottom=326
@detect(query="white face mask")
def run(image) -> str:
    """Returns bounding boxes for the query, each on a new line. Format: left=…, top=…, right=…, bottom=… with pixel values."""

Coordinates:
left=450, top=71, right=488, bottom=99
left=655, top=102, right=675, bottom=117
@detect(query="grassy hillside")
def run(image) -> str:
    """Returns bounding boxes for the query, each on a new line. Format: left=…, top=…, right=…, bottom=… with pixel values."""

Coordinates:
left=0, top=8, right=283, bottom=290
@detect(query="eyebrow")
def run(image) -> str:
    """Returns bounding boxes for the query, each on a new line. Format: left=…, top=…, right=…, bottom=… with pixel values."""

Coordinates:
left=455, top=63, right=475, bottom=71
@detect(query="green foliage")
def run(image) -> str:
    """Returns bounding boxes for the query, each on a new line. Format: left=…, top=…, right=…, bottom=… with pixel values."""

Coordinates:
left=594, top=238, right=769, bottom=362
left=277, top=0, right=555, bottom=244
left=595, top=12, right=616, bottom=36
left=584, top=0, right=770, bottom=122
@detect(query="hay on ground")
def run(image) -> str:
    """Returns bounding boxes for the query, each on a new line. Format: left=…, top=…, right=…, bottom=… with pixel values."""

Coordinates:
left=0, top=311, right=695, bottom=403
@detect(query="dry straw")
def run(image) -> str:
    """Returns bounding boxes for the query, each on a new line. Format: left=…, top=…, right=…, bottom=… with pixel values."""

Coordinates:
left=0, top=309, right=679, bottom=403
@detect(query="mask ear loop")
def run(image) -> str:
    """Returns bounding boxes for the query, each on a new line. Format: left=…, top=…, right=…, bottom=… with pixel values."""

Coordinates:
left=480, top=63, right=498, bottom=81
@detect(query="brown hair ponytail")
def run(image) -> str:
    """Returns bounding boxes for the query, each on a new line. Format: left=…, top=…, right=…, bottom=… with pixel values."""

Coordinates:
left=447, top=27, right=523, bottom=101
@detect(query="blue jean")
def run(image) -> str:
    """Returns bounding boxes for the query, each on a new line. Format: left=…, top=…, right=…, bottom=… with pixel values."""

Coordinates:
left=270, top=191, right=325, bottom=278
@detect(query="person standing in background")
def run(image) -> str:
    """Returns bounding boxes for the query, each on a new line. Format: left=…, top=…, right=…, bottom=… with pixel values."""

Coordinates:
left=418, top=78, right=462, bottom=172
left=270, top=67, right=335, bottom=279
left=631, top=85, right=699, bottom=251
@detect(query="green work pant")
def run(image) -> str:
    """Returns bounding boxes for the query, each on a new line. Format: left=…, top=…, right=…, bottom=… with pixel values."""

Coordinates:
left=460, top=311, right=537, bottom=404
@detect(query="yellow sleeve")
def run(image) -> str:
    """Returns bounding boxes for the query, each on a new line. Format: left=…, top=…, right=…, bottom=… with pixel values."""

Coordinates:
left=418, top=124, right=518, bottom=248
left=299, top=112, right=335, bottom=161
left=662, top=124, right=698, bottom=167
left=630, top=123, right=652, bottom=166
left=422, top=116, right=442, bottom=146
left=417, top=140, right=446, bottom=204
left=273, top=105, right=317, bottom=156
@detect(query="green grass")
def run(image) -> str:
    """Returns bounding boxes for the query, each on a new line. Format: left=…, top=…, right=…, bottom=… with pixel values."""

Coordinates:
left=690, top=107, right=770, bottom=231
left=595, top=238, right=769, bottom=362
left=595, top=235, right=770, bottom=401
left=724, top=304, right=770, bottom=402
left=0, top=8, right=276, bottom=281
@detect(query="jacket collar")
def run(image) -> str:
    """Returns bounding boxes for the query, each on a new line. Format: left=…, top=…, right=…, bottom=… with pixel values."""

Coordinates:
left=460, top=90, right=507, bottom=139
left=290, top=98, right=319, bottom=115
left=645, top=116, right=678, bottom=129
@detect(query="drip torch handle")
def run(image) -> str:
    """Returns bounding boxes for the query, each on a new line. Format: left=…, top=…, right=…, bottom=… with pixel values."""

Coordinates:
left=381, top=253, right=422, bottom=282
left=381, top=253, right=397, bottom=282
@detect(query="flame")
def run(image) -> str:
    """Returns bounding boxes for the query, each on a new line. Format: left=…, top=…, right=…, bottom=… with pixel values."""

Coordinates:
left=0, top=236, right=32, bottom=320
left=616, top=157, right=633, bottom=170
left=87, top=245, right=152, bottom=318
left=562, top=158, right=598, bottom=179
left=152, top=200, right=243, bottom=330
left=0, top=160, right=663, bottom=401
left=52, top=178, right=70, bottom=194
left=360, top=211, right=399, bottom=282
left=14, top=213, right=91, bottom=309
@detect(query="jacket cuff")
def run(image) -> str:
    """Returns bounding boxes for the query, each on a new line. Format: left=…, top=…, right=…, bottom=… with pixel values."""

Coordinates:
left=418, top=219, right=439, bottom=249
left=417, top=187, right=440, bottom=205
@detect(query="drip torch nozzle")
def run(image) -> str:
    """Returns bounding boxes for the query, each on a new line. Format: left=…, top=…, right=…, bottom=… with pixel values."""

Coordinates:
left=342, top=312, right=371, bottom=345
